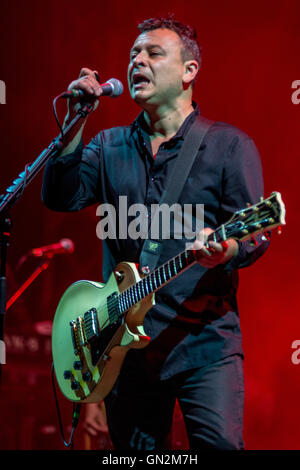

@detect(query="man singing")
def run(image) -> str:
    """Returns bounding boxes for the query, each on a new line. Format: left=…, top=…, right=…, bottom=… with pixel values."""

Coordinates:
left=42, top=15, right=269, bottom=449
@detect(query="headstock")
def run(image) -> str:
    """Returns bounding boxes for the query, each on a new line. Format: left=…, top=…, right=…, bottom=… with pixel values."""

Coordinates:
left=222, top=192, right=286, bottom=242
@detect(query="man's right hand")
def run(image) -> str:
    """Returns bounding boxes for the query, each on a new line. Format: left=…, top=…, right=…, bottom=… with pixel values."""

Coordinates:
left=84, top=401, right=109, bottom=437
left=59, top=68, right=102, bottom=156
left=66, top=67, right=103, bottom=121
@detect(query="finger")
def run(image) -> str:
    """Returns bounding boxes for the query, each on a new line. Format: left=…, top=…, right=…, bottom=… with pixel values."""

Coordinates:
left=84, top=422, right=102, bottom=435
left=68, top=78, right=102, bottom=97
left=84, top=423, right=97, bottom=436
left=191, top=241, right=211, bottom=256
left=67, top=78, right=94, bottom=94
left=207, top=241, right=224, bottom=253
left=79, top=68, right=101, bottom=88
left=93, top=70, right=100, bottom=83
left=79, top=67, right=96, bottom=78
left=192, top=239, right=209, bottom=253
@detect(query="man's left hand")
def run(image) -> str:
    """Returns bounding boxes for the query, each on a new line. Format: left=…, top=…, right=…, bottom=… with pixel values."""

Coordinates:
left=191, top=228, right=239, bottom=268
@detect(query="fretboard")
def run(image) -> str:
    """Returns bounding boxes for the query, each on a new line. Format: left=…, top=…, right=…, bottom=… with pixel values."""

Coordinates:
left=118, top=226, right=225, bottom=314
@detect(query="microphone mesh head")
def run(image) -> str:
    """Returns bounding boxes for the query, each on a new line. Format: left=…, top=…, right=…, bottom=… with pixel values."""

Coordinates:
left=107, top=78, right=124, bottom=97
left=60, top=238, right=75, bottom=253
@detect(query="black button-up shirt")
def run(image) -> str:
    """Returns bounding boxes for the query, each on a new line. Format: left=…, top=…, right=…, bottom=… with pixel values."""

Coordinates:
left=42, top=104, right=269, bottom=379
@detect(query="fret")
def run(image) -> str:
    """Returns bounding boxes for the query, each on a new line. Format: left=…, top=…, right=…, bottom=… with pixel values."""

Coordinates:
left=152, top=272, right=157, bottom=290
left=173, top=258, right=178, bottom=276
left=119, top=295, right=125, bottom=313
left=133, top=286, right=138, bottom=303
left=167, top=261, right=172, bottom=280
left=125, top=291, right=131, bottom=309
left=122, top=295, right=127, bottom=312
left=128, top=290, right=133, bottom=308
left=221, top=224, right=226, bottom=241
left=158, top=267, right=162, bottom=286
left=129, top=287, right=135, bottom=305
left=139, top=281, right=144, bottom=299
left=137, top=282, right=142, bottom=301
left=156, top=270, right=161, bottom=288
left=149, top=275, right=153, bottom=292
left=123, top=292, right=128, bottom=311
left=178, top=253, right=183, bottom=269
left=144, top=278, right=149, bottom=295
left=162, top=265, right=167, bottom=283
left=157, top=270, right=161, bottom=287
left=140, top=279, right=145, bottom=298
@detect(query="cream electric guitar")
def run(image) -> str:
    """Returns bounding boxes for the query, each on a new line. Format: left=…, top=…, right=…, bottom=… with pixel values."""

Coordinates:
left=52, top=192, right=285, bottom=403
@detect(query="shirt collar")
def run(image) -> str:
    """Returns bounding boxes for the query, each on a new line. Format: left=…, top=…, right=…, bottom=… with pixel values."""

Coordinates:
left=130, top=101, right=200, bottom=141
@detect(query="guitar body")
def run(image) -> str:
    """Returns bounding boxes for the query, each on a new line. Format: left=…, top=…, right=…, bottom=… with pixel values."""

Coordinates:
left=52, top=262, right=154, bottom=403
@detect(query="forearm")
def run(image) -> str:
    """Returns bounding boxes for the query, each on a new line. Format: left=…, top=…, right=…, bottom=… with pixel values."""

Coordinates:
left=60, top=111, right=87, bottom=157
left=41, top=141, right=83, bottom=211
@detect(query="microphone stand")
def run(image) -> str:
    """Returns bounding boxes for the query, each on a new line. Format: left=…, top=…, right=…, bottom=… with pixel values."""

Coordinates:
left=0, top=100, right=94, bottom=384
left=6, top=255, right=53, bottom=312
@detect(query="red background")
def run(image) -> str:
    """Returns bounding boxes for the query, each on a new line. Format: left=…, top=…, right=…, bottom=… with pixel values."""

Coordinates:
left=0, top=0, right=299, bottom=450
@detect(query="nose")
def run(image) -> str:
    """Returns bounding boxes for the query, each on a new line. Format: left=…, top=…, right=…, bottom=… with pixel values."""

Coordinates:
left=131, top=50, right=147, bottom=67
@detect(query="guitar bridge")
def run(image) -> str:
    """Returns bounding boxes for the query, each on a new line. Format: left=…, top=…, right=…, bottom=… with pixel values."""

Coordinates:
left=69, top=320, right=80, bottom=355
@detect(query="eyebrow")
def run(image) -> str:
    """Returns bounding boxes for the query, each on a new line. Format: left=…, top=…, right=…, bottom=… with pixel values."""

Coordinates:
left=130, top=44, right=165, bottom=55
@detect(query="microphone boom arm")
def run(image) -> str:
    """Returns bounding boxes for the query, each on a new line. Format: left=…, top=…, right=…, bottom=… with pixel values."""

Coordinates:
left=0, top=101, right=94, bottom=216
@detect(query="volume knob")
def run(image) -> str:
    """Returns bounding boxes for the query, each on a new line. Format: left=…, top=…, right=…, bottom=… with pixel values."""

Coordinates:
left=74, top=360, right=83, bottom=370
left=63, top=370, right=72, bottom=380
left=71, top=380, right=80, bottom=391
left=82, top=371, right=92, bottom=382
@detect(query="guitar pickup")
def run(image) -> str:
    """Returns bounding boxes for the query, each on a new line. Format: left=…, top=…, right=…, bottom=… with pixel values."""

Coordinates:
left=84, top=308, right=100, bottom=344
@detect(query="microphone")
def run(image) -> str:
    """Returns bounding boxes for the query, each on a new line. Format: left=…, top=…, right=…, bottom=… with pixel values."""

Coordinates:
left=61, top=78, right=123, bottom=99
left=31, top=238, right=75, bottom=257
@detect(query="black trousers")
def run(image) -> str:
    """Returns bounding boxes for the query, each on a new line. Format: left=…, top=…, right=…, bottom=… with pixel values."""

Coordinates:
left=104, top=353, right=245, bottom=450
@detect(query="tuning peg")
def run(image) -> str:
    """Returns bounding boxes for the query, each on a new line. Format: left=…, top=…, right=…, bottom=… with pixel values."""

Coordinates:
left=277, top=227, right=282, bottom=235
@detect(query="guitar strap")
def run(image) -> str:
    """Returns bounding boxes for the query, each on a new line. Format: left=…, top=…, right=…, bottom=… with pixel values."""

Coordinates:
left=139, top=114, right=215, bottom=273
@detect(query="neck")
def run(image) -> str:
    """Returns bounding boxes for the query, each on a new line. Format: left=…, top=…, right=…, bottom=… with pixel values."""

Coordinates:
left=143, top=99, right=194, bottom=139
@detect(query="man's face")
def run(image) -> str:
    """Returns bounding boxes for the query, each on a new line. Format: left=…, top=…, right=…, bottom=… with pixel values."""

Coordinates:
left=128, top=28, right=186, bottom=107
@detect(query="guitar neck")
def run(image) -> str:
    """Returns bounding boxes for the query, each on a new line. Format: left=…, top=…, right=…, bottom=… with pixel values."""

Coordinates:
left=118, top=228, right=225, bottom=314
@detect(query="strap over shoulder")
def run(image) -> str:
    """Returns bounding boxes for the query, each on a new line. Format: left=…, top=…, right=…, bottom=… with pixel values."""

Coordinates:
left=139, top=115, right=215, bottom=273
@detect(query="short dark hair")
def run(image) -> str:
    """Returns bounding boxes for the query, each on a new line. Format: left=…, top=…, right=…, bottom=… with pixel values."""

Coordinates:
left=137, top=14, right=202, bottom=86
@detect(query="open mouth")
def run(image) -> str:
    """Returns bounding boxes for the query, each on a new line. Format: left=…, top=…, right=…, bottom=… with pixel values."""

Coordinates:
left=132, top=73, right=150, bottom=88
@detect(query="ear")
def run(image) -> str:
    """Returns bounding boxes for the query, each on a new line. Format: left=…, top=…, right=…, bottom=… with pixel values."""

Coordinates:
left=182, top=60, right=199, bottom=86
